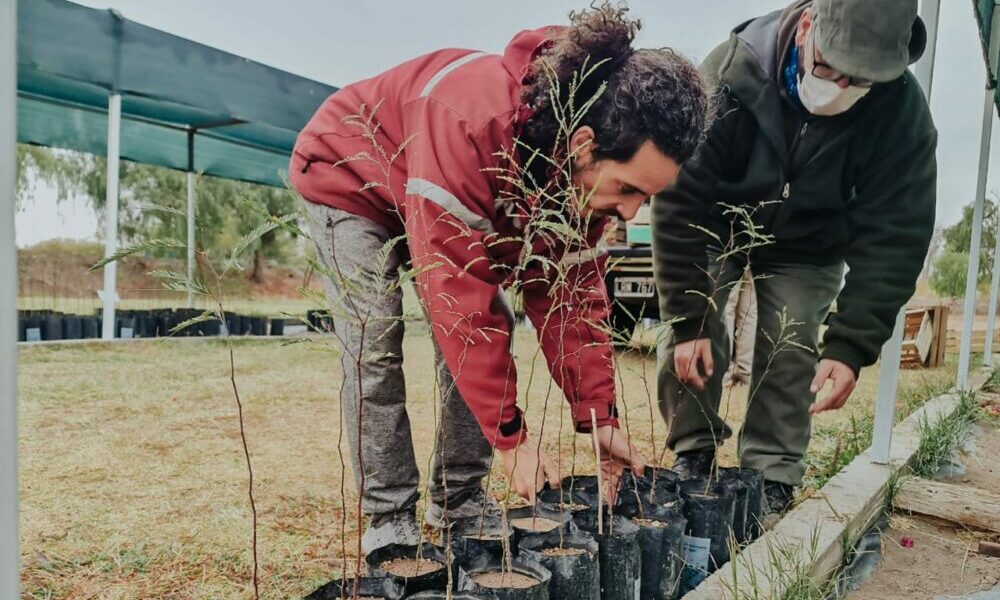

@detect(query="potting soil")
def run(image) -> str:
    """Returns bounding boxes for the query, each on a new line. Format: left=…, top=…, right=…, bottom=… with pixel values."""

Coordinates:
left=471, top=571, right=539, bottom=589
left=379, top=557, right=445, bottom=578
left=510, top=517, right=560, bottom=532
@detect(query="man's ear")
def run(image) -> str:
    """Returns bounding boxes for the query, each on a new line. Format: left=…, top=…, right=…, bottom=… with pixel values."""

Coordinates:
left=570, top=126, right=597, bottom=168
left=795, top=9, right=812, bottom=47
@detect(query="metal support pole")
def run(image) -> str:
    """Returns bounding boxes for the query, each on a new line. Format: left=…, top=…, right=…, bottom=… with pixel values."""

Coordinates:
left=186, top=129, right=195, bottom=309
left=0, top=0, right=20, bottom=595
left=870, top=0, right=940, bottom=462
left=958, top=90, right=996, bottom=388
left=913, top=0, right=941, bottom=97
left=871, top=310, right=906, bottom=463
left=984, top=207, right=1000, bottom=365
left=101, top=94, right=121, bottom=339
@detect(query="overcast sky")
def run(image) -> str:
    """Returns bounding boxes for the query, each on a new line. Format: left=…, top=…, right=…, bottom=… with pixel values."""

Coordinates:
left=16, top=0, right=997, bottom=246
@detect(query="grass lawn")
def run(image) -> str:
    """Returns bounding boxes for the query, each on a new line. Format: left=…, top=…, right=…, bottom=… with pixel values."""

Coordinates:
left=18, top=325, right=956, bottom=599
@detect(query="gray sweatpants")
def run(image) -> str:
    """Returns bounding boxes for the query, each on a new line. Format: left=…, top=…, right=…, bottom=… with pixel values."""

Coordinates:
left=303, top=200, right=496, bottom=517
left=657, top=252, right=844, bottom=485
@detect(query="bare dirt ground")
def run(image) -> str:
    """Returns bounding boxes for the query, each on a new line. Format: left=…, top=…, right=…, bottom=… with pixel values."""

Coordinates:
left=848, top=419, right=1000, bottom=600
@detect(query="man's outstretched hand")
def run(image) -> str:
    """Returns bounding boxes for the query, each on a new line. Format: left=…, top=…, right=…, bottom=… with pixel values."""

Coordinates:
left=594, top=425, right=646, bottom=505
left=809, top=358, right=857, bottom=414
left=499, top=439, right=559, bottom=504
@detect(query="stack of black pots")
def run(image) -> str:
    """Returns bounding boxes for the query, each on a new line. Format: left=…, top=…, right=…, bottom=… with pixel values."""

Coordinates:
left=16, top=308, right=287, bottom=341
left=306, top=465, right=766, bottom=600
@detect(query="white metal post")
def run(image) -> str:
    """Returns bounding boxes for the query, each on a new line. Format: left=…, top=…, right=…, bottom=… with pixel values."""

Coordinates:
left=186, top=171, right=195, bottom=308
left=984, top=207, right=1000, bottom=365
left=870, top=0, right=940, bottom=463
left=101, top=94, right=121, bottom=339
left=1, top=0, right=19, bottom=595
left=871, top=310, right=906, bottom=463
left=958, top=91, right=995, bottom=388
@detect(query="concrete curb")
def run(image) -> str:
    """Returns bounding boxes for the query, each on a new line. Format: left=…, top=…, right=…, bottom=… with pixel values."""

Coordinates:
left=686, top=366, right=993, bottom=600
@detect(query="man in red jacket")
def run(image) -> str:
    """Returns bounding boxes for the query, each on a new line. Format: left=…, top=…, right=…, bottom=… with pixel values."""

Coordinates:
left=291, top=4, right=710, bottom=553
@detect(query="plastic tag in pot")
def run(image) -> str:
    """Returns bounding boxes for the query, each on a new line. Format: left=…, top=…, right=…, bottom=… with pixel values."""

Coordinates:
left=574, top=511, right=640, bottom=600
left=304, top=576, right=405, bottom=600
left=365, top=543, right=449, bottom=594
left=457, top=553, right=552, bottom=600
left=518, top=529, right=599, bottom=600
left=631, top=503, right=686, bottom=600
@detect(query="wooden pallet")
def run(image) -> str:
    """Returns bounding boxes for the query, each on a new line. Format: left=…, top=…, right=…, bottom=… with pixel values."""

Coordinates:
left=901, top=304, right=948, bottom=369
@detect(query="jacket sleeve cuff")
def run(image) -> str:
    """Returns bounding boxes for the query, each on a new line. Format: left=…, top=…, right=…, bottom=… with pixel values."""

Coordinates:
left=491, top=408, right=528, bottom=451
left=671, top=317, right=706, bottom=344
left=819, top=343, right=867, bottom=378
left=573, top=402, right=619, bottom=433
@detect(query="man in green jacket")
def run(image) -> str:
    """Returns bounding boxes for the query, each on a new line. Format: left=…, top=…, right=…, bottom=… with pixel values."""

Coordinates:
left=653, top=0, right=936, bottom=518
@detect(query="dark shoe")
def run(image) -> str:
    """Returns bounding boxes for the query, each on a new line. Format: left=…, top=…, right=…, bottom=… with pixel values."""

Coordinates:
left=672, top=449, right=716, bottom=479
left=760, top=481, right=795, bottom=529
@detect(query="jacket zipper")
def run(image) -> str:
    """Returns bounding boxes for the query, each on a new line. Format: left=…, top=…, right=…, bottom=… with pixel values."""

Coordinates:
left=782, top=121, right=809, bottom=198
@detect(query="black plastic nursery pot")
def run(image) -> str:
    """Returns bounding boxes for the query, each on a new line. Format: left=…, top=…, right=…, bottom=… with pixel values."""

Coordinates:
left=365, top=543, right=450, bottom=594
left=721, top=467, right=765, bottom=542
left=618, top=466, right=681, bottom=518
left=407, top=592, right=489, bottom=600
left=226, top=313, right=243, bottom=335
left=61, top=315, right=83, bottom=340
left=238, top=314, right=254, bottom=335
left=23, top=313, right=43, bottom=342
left=138, top=312, right=158, bottom=338
left=304, top=576, right=405, bottom=600
left=270, top=317, right=285, bottom=336
left=81, top=316, right=99, bottom=339
left=574, top=511, right=641, bottom=600
left=457, top=553, right=552, bottom=600
left=449, top=514, right=516, bottom=564
left=716, top=472, right=748, bottom=546
left=249, top=315, right=267, bottom=336
left=518, top=530, right=599, bottom=600
left=116, top=315, right=137, bottom=338
left=631, top=503, right=687, bottom=600
left=42, top=313, right=63, bottom=340
left=507, top=503, right=572, bottom=548
left=677, top=477, right=737, bottom=594
left=538, top=478, right=598, bottom=515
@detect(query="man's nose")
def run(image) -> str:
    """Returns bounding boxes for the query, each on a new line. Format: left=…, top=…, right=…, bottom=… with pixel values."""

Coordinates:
left=617, top=204, right=640, bottom=221
left=835, top=76, right=851, bottom=89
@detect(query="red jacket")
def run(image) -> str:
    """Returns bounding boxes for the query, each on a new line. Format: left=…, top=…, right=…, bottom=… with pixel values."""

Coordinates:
left=290, top=28, right=618, bottom=450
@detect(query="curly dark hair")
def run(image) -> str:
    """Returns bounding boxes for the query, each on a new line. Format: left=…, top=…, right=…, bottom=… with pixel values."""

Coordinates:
left=519, top=2, right=712, bottom=168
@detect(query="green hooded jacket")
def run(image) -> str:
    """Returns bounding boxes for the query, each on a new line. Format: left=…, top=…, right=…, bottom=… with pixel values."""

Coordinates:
left=652, top=1, right=937, bottom=375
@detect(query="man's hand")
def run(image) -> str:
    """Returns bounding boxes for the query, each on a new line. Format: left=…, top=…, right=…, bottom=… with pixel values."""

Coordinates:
left=674, top=338, right=713, bottom=391
left=499, top=439, right=560, bottom=503
left=594, top=425, right=647, bottom=505
left=808, top=359, right=857, bottom=414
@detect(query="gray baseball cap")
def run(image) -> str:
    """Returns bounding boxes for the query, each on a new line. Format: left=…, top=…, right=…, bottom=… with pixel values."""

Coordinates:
left=812, top=0, right=927, bottom=83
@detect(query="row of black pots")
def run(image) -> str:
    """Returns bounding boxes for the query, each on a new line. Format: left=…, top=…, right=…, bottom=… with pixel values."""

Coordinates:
left=16, top=309, right=297, bottom=341
left=307, top=466, right=764, bottom=600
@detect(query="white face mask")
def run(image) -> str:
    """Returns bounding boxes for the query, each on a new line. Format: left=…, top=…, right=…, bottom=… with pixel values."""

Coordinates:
left=797, top=71, right=870, bottom=116
left=797, top=33, right=871, bottom=116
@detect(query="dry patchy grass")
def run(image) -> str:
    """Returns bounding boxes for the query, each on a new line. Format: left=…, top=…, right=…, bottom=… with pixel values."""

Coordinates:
left=18, top=325, right=955, bottom=598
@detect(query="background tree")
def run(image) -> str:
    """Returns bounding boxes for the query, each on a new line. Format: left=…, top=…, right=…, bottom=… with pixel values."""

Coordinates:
left=940, top=195, right=998, bottom=285
left=15, top=144, right=299, bottom=280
